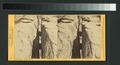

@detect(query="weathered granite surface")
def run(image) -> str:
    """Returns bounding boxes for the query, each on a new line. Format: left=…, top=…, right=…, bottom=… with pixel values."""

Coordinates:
left=14, top=15, right=38, bottom=59
left=81, top=15, right=100, bottom=58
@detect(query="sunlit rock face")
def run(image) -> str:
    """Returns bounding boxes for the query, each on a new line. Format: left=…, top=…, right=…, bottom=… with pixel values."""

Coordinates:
left=81, top=15, right=100, bottom=58
left=41, top=15, right=58, bottom=58
left=14, top=15, right=38, bottom=59
left=41, top=15, right=78, bottom=58
left=57, top=15, right=78, bottom=58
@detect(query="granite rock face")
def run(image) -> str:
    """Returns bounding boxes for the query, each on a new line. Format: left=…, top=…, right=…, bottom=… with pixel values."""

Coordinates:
left=81, top=15, right=100, bottom=58
left=57, top=15, right=79, bottom=58
left=14, top=15, right=38, bottom=59
left=41, top=15, right=58, bottom=58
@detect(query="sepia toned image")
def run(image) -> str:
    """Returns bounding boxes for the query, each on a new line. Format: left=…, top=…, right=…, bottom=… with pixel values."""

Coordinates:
left=8, top=14, right=105, bottom=61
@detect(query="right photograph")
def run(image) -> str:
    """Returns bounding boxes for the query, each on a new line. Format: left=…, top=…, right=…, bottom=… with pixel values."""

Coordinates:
left=10, top=14, right=105, bottom=61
